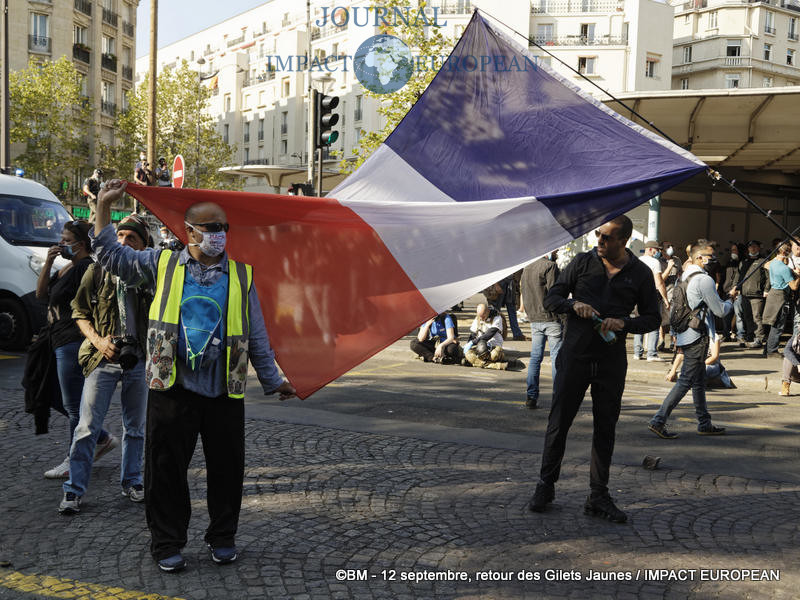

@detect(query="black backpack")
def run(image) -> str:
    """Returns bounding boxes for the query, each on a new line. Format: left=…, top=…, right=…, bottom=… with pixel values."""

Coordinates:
left=669, top=271, right=707, bottom=334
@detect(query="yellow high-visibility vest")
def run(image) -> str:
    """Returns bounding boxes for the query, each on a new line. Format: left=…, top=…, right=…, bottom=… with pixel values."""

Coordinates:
left=146, top=250, right=253, bottom=398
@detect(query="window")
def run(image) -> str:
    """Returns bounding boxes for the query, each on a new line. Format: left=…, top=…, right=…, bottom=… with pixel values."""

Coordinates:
left=122, top=46, right=131, bottom=67
left=122, top=89, right=130, bottom=111
left=355, top=94, right=363, bottom=121
left=763, top=76, right=773, bottom=87
left=74, top=25, right=87, bottom=45
left=726, top=39, right=741, bottom=57
left=78, top=73, right=88, bottom=96
left=764, top=43, right=772, bottom=61
left=725, top=73, right=740, bottom=88
left=683, top=46, right=692, bottom=63
left=282, top=78, right=290, bottom=97
left=580, top=23, right=595, bottom=43
left=644, top=58, right=657, bottom=78
left=280, top=139, right=287, bottom=155
left=790, top=17, right=798, bottom=40
left=258, top=90, right=265, bottom=106
left=536, top=23, right=554, bottom=43
left=280, top=111, right=288, bottom=135
left=788, top=48, right=796, bottom=66
left=578, top=56, right=596, bottom=74
left=765, top=11, right=775, bottom=34
left=102, top=35, right=115, bottom=55
left=31, top=13, right=48, bottom=38
left=244, top=148, right=250, bottom=162
left=101, top=80, right=115, bottom=102
left=314, top=48, right=326, bottom=61
left=224, top=94, right=231, bottom=112
left=103, top=0, right=114, bottom=10
left=684, top=13, right=690, bottom=24
left=243, top=120, right=250, bottom=143
left=258, top=118, right=264, bottom=141
left=708, top=11, right=718, bottom=28
left=224, top=124, right=229, bottom=143
left=243, top=94, right=250, bottom=109
left=680, top=78, right=689, bottom=89
left=537, top=55, right=552, bottom=67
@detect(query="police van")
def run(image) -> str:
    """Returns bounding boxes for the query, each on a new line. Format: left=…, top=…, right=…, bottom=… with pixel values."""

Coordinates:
left=0, top=174, right=74, bottom=349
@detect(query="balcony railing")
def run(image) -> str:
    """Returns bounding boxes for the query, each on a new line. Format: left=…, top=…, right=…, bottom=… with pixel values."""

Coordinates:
left=102, top=8, right=118, bottom=27
left=101, top=53, right=117, bottom=72
left=426, top=1, right=473, bottom=13
left=681, top=0, right=707, bottom=9
left=74, top=0, right=91, bottom=16
left=790, top=31, right=799, bottom=40
left=227, top=34, right=245, bottom=48
left=244, top=158, right=269, bottom=165
left=782, top=0, right=800, bottom=11
left=101, top=101, right=117, bottom=116
left=311, top=24, right=347, bottom=40
left=122, top=21, right=134, bottom=37
left=532, top=0, right=622, bottom=14
left=765, top=25, right=776, bottom=34
left=530, top=35, right=628, bottom=46
left=122, top=65, right=133, bottom=80
left=28, top=35, right=51, bottom=53
left=79, top=95, right=92, bottom=109
left=724, top=55, right=743, bottom=65
left=72, top=43, right=91, bottom=63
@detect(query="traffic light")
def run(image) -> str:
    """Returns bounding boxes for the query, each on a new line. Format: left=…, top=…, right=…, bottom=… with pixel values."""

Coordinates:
left=314, top=90, right=339, bottom=149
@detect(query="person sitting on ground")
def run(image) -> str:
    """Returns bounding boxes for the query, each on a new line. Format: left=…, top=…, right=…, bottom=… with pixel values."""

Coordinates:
left=463, top=303, right=508, bottom=370
left=410, top=313, right=461, bottom=364
left=704, top=333, right=735, bottom=389
left=780, top=333, right=800, bottom=396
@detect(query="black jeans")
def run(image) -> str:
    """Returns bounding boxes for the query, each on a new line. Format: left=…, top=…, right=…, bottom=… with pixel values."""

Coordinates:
left=145, top=385, right=245, bottom=560
left=539, top=349, right=627, bottom=496
left=409, top=338, right=461, bottom=363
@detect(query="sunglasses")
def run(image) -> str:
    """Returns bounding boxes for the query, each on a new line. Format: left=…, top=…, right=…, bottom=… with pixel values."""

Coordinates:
left=189, top=222, right=229, bottom=232
left=594, top=230, right=619, bottom=242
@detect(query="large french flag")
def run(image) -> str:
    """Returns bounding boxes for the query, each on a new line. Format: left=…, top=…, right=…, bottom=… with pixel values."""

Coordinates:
left=126, top=12, right=705, bottom=398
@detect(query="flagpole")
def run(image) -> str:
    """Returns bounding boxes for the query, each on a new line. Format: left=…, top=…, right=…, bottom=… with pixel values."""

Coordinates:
left=478, top=7, right=800, bottom=248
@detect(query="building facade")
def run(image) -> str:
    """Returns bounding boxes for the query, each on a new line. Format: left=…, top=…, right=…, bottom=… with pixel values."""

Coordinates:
left=672, top=0, right=800, bottom=89
left=3, top=0, right=138, bottom=185
left=135, top=0, right=674, bottom=193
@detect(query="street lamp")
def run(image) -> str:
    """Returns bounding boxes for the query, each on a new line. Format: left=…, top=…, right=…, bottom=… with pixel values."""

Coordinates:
left=194, top=57, right=218, bottom=188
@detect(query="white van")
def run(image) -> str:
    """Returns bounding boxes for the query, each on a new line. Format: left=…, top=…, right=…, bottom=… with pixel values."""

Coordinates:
left=0, top=174, right=75, bottom=349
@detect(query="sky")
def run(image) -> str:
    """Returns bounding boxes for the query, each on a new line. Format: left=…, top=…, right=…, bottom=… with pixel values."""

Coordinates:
left=135, top=0, right=271, bottom=58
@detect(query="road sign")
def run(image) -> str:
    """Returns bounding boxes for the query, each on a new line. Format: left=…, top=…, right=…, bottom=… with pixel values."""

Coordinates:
left=172, top=155, right=185, bottom=188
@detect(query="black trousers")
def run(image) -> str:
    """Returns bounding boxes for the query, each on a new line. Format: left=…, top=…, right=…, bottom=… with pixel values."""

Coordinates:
left=539, top=349, right=627, bottom=496
left=409, top=338, right=461, bottom=363
left=145, top=385, right=245, bottom=560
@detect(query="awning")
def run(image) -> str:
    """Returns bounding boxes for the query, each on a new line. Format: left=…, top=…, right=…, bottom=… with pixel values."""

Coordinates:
left=602, top=87, right=800, bottom=173
left=218, top=164, right=348, bottom=191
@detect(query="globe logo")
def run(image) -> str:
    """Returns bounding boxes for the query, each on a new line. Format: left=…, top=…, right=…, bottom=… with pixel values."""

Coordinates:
left=353, top=34, right=414, bottom=94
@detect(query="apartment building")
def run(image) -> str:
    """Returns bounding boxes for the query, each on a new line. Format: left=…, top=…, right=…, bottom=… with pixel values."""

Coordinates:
left=673, top=0, right=800, bottom=89
left=135, top=0, right=673, bottom=192
left=2, top=0, right=138, bottom=179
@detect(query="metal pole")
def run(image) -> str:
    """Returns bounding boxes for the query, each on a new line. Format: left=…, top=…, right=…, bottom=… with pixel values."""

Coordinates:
left=1, top=0, right=10, bottom=174
left=316, top=147, right=323, bottom=197
left=306, top=0, right=315, bottom=190
left=195, top=76, right=200, bottom=188
left=144, top=0, right=158, bottom=211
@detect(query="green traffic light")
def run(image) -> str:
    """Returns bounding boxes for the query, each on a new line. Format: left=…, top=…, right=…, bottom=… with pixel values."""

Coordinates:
left=327, top=131, right=339, bottom=145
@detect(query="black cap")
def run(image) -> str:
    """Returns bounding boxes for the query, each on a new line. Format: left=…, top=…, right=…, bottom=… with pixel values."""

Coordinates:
left=747, top=240, right=761, bottom=247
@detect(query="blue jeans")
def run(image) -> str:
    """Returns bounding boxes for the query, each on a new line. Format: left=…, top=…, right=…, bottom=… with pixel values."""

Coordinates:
left=633, top=330, right=659, bottom=358
left=733, top=295, right=749, bottom=341
left=54, top=341, right=86, bottom=446
left=527, top=321, right=562, bottom=400
left=64, top=360, right=147, bottom=496
left=650, top=337, right=711, bottom=429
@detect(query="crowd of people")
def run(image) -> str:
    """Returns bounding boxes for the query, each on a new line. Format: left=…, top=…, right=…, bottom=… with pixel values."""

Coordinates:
left=410, top=216, right=800, bottom=524
left=26, top=178, right=294, bottom=574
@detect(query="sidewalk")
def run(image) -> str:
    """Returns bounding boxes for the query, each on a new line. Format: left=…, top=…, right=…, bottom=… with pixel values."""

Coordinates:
left=1, top=381, right=798, bottom=599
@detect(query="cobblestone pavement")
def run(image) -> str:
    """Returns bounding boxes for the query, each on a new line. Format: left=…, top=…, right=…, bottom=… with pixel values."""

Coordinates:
left=1, top=387, right=798, bottom=600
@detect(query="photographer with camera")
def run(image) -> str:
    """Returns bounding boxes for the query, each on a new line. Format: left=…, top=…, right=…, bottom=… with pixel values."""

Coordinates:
left=58, top=215, right=154, bottom=515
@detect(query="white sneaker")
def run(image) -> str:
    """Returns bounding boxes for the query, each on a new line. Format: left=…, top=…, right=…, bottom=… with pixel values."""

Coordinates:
left=44, top=456, right=70, bottom=479
left=58, top=492, right=81, bottom=514
left=122, top=484, right=145, bottom=503
left=632, top=355, right=643, bottom=360
left=94, top=434, right=119, bottom=461
left=647, top=356, right=668, bottom=362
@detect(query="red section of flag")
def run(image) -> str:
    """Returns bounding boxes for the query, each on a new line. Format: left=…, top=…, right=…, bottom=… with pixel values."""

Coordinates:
left=125, top=183, right=434, bottom=398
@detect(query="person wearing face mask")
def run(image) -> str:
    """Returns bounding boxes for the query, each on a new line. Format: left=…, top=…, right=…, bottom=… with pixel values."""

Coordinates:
left=91, top=180, right=296, bottom=573
left=762, top=243, right=800, bottom=357
left=723, top=243, right=747, bottom=344
left=649, top=242, right=732, bottom=439
left=659, top=241, right=681, bottom=352
left=735, top=240, right=769, bottom=348
left=36, top=220, right=117, bottom=479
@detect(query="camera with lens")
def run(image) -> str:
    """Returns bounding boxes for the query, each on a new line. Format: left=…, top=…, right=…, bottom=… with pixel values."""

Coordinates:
left=111, top=335, right=139, bottom=370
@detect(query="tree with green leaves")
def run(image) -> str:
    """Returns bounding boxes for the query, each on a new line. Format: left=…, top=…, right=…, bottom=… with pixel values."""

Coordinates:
left=103, top=60, right=239, bottom=190
left=338, top=0, right=458, bottom=174
left=9, top=56, right=93, bottom=192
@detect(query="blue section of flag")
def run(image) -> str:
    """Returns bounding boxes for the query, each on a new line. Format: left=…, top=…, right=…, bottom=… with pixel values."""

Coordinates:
left=383, top=12, right=705, bottom=237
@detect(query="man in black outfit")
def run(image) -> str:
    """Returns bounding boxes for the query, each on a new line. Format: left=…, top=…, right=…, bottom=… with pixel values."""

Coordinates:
left=528, top=215, right=661, bottom=523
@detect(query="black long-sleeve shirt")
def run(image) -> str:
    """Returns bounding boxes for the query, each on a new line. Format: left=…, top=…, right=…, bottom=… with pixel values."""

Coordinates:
left=544, top=248, right=661, bottom=359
